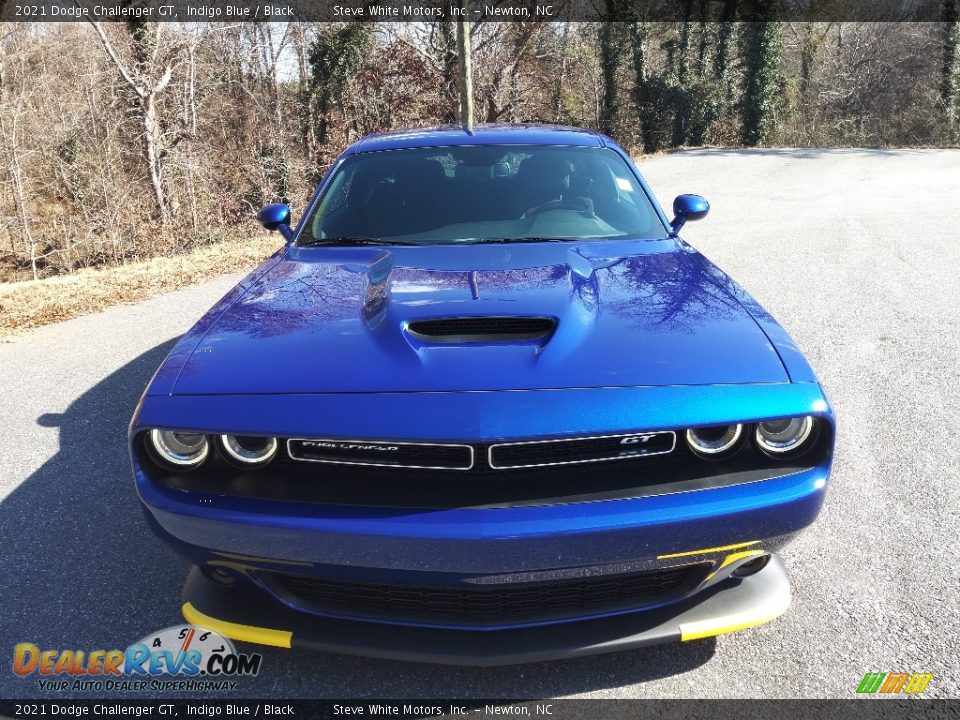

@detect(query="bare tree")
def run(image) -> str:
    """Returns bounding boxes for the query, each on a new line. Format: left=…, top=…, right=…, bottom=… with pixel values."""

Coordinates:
left=1, top=19, right=958, bottom=286
left=598, top=9, right=625, bottom=135
left=0, top=28, right=38, bottom=279
left=942, top=0, right=960, bottom=137
left=89, top=21, right=178, bottom=224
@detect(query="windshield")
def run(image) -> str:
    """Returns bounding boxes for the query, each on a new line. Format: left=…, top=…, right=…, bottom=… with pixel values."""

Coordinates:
left=299, top=145, right=667, bottom=246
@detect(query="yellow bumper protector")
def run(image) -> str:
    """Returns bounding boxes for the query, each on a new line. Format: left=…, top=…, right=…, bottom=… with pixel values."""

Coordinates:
left=656, top=540, right=761, bottom=560
left=679, top=580, right=791, bottom=641
left=182, top=602, right=292, bottom=649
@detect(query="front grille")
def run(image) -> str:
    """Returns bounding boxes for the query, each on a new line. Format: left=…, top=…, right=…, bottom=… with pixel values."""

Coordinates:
left=407, top=316, right=556, bottom=343
left=287, top=432, right=676, bottom=472
left=156, top=425, right=830, bottom=509
left=287, top=438, right=474, bottom=470
left=269, top=564, right=709, bottom=626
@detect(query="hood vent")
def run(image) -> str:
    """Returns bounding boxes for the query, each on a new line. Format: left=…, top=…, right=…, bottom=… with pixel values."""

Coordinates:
left=407, top=316, right=557, bottom=344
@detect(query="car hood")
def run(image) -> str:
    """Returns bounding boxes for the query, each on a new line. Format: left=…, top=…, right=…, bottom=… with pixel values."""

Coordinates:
left=169, top=240, right=789, bottom=395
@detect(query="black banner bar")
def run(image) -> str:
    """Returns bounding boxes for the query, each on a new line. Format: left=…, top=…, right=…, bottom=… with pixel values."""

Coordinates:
left=0, top=0, right=952, bottom=23
left=1, top=700, right=959, bottom=720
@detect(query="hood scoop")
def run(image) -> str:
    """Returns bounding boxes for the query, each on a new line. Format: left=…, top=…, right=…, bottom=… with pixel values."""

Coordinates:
left=406, top=316, right=557, bottom=344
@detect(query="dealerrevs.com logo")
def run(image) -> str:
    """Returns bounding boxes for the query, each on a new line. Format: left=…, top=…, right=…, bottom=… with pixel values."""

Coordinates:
left=13, top=625, right=262, bottom=692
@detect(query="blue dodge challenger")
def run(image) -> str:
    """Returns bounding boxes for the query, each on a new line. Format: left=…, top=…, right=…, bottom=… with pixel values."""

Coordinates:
left=130, top=124, right=834, bottom=665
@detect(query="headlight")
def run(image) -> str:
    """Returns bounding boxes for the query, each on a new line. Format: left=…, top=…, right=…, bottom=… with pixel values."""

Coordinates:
left=219, top=435, right=278, bottom=468
left=685, top=424, right=743, bottom=457
left=148, top=429, right=209, bottom=469
left=755, top=416, right=815, bottom=455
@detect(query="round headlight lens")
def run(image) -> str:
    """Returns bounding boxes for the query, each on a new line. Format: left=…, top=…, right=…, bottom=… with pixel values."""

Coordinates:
left=149, top=429, right=209, bottom=469
left=219, top=435, right=278, bottom=467
left=755, top=416, right=815, bottom=455
left=685, top=424, right=743, bottom=457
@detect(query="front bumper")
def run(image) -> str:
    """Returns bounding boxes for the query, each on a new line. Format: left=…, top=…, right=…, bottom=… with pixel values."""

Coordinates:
left=134, top=383, right=832, bottom=660
left=134, top=382, right=832, bottom=577
left=138, top=463, right=827, bottom=576
left=181, top=554, right=791, bottom=665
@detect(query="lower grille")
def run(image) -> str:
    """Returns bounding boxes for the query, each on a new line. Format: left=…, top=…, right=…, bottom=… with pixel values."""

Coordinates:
left=269, top=564, right=709, bottom=626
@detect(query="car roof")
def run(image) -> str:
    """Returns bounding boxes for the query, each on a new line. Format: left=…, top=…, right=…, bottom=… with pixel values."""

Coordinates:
left=349, top=123, right=609, bottom=154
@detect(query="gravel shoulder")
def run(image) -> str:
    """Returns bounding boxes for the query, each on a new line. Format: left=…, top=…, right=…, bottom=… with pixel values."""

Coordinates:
left=0, top=234, right=281, bottom=341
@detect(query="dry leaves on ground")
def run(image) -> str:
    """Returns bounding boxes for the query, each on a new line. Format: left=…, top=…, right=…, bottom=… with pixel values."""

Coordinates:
left=0, top=234, right=282, bottom=342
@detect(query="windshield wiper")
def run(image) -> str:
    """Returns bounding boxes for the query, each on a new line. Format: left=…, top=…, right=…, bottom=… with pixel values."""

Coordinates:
left=478, top=237, right=575, bottom=244
left=301, top=236, right=582, bottom=247
left=300, top=236, right=419, bottom=247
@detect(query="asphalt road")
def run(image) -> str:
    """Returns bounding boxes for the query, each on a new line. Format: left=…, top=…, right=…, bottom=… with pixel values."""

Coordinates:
left=1, top=149, right=959, bottom=699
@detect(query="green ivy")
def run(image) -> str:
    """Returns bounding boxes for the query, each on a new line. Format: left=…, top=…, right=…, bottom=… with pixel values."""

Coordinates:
left=739, top=2, right=784, bottom=146
left=307, top=24, right=374, bottom=145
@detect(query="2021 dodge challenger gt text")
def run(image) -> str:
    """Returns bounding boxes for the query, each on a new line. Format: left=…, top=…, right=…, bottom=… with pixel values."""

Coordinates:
left=130, top=124, right=834, bottom=665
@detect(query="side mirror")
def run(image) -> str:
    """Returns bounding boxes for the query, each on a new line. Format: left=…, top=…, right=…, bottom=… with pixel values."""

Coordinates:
left=257, top=203, right=293, bottom=241
left=670, top=194, right=709, bottom=236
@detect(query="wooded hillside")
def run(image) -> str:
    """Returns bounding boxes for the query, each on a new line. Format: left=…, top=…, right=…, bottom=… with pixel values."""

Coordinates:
left=1, top=17, right=958, bottom=282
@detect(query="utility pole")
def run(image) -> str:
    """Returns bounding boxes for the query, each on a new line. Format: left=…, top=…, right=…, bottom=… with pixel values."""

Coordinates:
left=456, top=11, right=474, bottom=132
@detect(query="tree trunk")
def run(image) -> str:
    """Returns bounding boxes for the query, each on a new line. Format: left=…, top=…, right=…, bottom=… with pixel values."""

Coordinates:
left=676, top=2, right=693, bottom=84
left=740, top=3, right=784, bottom=146
left=714, top=0, right=738, bottom=103
left=599, top=2, right=624, bottom=137
left=0, top=42, right=38, bottom=279
left=142, top=93, right=170, bottom=224
left=672, top=1, right=695, bottom=147
left=89, top=22, right=174, bottom=225
left=941, top=0, right=959, bottom=138
left=697, top=0, right=710, bottom=77
left=437, top=21, right=459, bottom=124
left=0, top=113, right=37, bottom=280
left=629, top=22, right=654, bottom=152
left=553, top=23, right=569, bottom=122
left=456, top=17, right=474, bottom=131
left=291, top=23, right=315, bottom=164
